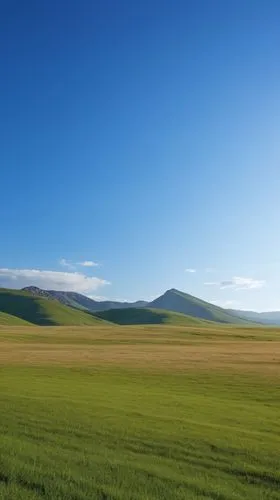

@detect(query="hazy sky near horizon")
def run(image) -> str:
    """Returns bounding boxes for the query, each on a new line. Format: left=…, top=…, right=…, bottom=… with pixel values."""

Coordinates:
left=1, top=1, right=280, bottom=311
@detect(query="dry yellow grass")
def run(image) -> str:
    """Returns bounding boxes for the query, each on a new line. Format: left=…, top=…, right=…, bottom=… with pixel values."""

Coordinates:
left=1, top=324, right=280, bottom=374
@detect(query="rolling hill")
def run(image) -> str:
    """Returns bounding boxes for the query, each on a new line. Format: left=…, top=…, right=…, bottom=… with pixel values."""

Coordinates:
left=0, top=311, right=32, bottom=326
left=0, top=289, right=109, bottom=326
left=95, top=307, right=210, bottom=326
left=149, top=289, right=252, bottom=324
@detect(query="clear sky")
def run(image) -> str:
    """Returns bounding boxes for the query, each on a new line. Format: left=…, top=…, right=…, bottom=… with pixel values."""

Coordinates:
left=1, top=0, right=280, bottom=311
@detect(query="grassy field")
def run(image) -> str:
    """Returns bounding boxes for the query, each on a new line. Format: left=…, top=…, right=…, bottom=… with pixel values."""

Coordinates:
left=1, top=324, right=280, bottom=499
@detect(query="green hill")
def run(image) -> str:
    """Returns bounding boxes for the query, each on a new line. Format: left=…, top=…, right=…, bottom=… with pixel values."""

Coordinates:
left=95, top=307, right=210, bottom=326
left=0, top=289, right=109, bottom=326
left=149, top=289, right=252, bottom=324
left=0, top=311, right=32, bottom=326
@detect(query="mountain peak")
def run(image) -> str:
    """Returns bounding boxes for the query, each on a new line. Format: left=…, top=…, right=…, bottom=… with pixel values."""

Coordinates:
left=149, top=289, right=250, bottom=324
left=23, top=286, right=43, bottom=292
left=22, top=286, right=57, bottom=302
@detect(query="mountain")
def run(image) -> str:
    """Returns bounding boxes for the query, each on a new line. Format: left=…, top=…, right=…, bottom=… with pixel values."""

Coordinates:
left=227, top=309, right=280, bottom=325
left=17, top=286, right=254, bottom=325
left=95, top=307, right=210, bottom=326
left=148, top=289, right=252, bottom=324
left=22, top=286, right=148, bottom=312
left=0, top=311, right=32, bottom=326
left=0, top=289, right=109, bottom=326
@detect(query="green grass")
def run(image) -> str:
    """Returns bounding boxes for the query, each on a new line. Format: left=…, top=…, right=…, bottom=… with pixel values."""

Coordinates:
left=0, top=289, right=109, bottom=326
left=95, top=307, right=210, bottom=325
left=0, top=325, right=280, bottom=499
left=0, top=312, right=32, bottom=326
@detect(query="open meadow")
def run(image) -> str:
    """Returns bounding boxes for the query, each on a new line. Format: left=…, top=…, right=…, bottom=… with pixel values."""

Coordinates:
left=1, top=324, right=280, bottom=499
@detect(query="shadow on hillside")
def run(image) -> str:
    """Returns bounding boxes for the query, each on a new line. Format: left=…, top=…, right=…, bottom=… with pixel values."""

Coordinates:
left=95, top=308, right=180, bottom=325
left=0, top=290, right=56, bottom=325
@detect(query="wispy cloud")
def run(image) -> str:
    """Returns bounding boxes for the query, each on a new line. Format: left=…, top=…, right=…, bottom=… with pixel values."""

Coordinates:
left=0, top=268, right=110, bottom=293
left=185, top=268, right=196, bottom=273
left=204, top=276, right=265, bottom=290
left=59, top=258, right=99, bottom=269
left=78, top=260, right=99, bottom=267
left=59, top=258, right=75, bottom=270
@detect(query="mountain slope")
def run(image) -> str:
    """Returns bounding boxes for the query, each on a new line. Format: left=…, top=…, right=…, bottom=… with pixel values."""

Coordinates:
left=0, top=289, right=109, bottom=326
left=227, top=309, right=280, bottom=325
left=15, top=286, right=254, bottom=325
left=148, top=289, right=252, bottom=324
left=0, top=311, right=32, bottom=326
left=22, top=287, right=148, bottom=312
left=95, top=307, right=210, bottom=326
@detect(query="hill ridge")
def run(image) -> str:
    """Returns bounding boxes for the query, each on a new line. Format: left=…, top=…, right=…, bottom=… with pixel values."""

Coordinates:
left=22, top=286, right=148, bottom=312
left=1, top=286, right=255, bottom=325
left=0, top=288, right=109, bottom=326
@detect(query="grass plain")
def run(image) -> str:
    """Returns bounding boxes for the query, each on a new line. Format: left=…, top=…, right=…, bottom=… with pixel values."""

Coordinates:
left=1, top=324, right=280, bottom=499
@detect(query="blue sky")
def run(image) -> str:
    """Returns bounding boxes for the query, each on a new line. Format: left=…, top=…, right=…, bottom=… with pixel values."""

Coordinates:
left=1, top=0, right=280, bottom=311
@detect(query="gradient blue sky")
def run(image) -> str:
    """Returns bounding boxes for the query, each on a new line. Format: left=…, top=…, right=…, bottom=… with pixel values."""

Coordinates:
left=1, top=1, right=280, bottom=310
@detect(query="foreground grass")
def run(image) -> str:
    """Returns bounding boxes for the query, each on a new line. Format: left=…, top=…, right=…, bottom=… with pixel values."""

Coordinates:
left=0, top=326, right=280, bottom=499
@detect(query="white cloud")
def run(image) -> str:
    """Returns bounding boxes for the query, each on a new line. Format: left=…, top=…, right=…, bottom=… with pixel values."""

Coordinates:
left=185, top=268, right=196, bottom=273
left=0, top=268, right=110, bottom=293
left=221, top=277, right=265, bottom=290
left=204, top=276, right=265, bottom=290
left=78, top=260, right=99, bottom=267
left=59, top=258, right=75, bottom=270
left=60, top=258, right=99, bottom=269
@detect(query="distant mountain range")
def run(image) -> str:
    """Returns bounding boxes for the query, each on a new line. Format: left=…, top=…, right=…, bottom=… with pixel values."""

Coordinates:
left=22, top=286, right=148, bottom=311
left=20, top=286, right=251, bottom=325
left=227, top=309, right=280, bottom=325
left=1, top=285, right=277, bottom=327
